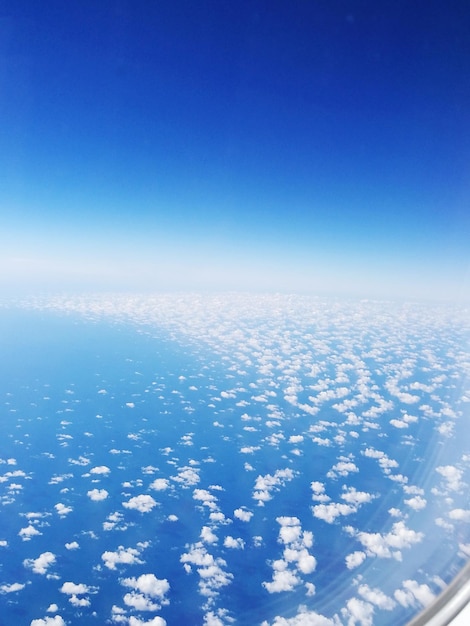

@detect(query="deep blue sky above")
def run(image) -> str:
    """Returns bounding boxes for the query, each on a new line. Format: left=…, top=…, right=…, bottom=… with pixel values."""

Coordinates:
left=1, top=0, right=469, bottom=299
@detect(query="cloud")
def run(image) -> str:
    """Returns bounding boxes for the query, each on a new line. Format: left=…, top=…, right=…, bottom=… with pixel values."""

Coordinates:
left=312, top=503, right=356, bottom=524
left=101, top=545, right=145, bottom=570
left=90, top=465, right=111, bottom=475
left=150, top=478, right=170, bottom=491
left=326, top=458, right=359, bottom=479
left=87, top=488, right=109, bottom=501
left=65, top=541, right=79, bottom=550
left=223, top=536, right=245, bottom=549
left=449, top=508, right=470, bottom=522
left=30, top=617, right=66, bottom=626
left=122, top=495, right=158, bottom=513
left=253, top=468, right=295, bottom=505
left=60, top=581, right=97, bottom=607
left=341, top=597, right=374, bottom=626
left=23, top=552, right=56, bottom=575
left=171, top=465, right=200, bottom=488
left=394, top=579, right=435, bottom=608
left=345, top=551, right=366, bottom=569
left=436, top=465, right=464, bottom=492
left=55, top=503, right=73, bottom=517
left=351, top=521, right=423, bottom=561
left=121, top=574, right=170, bottom=612
left=357, top=584, right=396, bottom=610
left=180, top=542, right=233, bottom=601
left=18, top=524, right=42, bottom=541
left=233, top=507, right=253, bottom=522
left=404, top=496, right=427, bottom=511
left=262, top=606, right=337, bottom=624
left=263, top=517, right=316, bottom=593
left=200, top=526, right=218, bottom=545
left=128, top=617, right=167, bottom=626
left=0, top=582, right=25, bottom=594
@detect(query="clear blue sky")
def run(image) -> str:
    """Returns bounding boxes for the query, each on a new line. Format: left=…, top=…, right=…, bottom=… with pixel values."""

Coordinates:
left=1, top=0, right=469, bottom=300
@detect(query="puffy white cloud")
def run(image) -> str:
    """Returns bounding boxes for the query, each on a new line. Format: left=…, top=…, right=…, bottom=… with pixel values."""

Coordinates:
left=223, top=536, right=245, bottom=549
left=233, top=507, right=253, bottom=522
left=54, top=503, right=72, bottom=517
left=65, top=541, right=79, bottom=550
left=180, top=542, right=233, bottom=600
left=171, top=465, right=200, bottom=488
left=312, top=503, right=355, bottom=524
left=253, top=468, right=295, bottom=505
left=122, top=573, right=170, bottom=599
left=326, top=458, right=359, bottom=479
left=30, top=617, right=66, bottom=626
left=101, top=545, right=145, bottom=570
left=449, top=508, right=470, bottom=522
left=263, top=567, right=301, bottom=594
left=352, top=521, right=423, bottom=561
left=262, top=608, right=337, bottom=624
left=341, top=597, right=374, bottom=626
left=0, top=582, right=25, bottom=594
left=357, top=584, right=395, bottom=610
left=404, top=496, right=427, bottom=511
left=345, top=551, right=366, bottom=569
left=90, top=465, right=111, bottom=475
left=193, top=489, right=219, bottom=510
left=310, top=482, right=330, bottom=503
left=263, top=517, right=316, bottom=593
left=122, top=494, right=158, bottom=513
left=150, top=478, right=170, bottom=491
left=394, top=579, right=435, bottom=608
left=23, top=552, right=56, bottom=575
left=128, top=617, right=166, bottom=626
left=60, top=581, right=92, bottom=595
left=436, top=465, right=464, bottom=492
left=87, top=488, right=109, bottom=501
left=19, top=525, right=42, bottom=541
left=121, top=573, right=169, bottom=613
left=200, top=526, right=218, bottom=545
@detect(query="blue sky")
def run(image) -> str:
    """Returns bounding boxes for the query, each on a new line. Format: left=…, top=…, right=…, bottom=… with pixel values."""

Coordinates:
left=1, top=0, right=469, bottom=300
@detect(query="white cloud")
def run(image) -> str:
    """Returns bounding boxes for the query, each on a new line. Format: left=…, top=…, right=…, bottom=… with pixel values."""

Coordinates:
left=180, top=542, right=233, bottom=600
left=122, top=494, right=158, bottom=513
left=19, top=525, right=42, bottom=541
left=128, top=617, right=167, bottom=626
left=345, top=551, right=366, bottom=569
left=23, top=552, right=56, bottom=575
left=436, top=465, right=464, bottom=492
left=341, top=597, right=374, bottom=626
left=352, top=521, right=423, bottom=561
left=90, top=465, right=111, bottom=475
left=262, top=607, right=337, bottom=624
left=0, top=582, right=25, bottom=594
left=171, top=465, right=200, bottom=488
left=312, top=503, right=356, bottom=524
left=30, top=617, right=66, bottom=626
left=223, top=536, right=245, bottom=549
left=253, top=468, right=295, bottom=505
left=122, top=573, right=170, bottom=599
left=233, top=507, right=253, bottom=522
left=449, top=508, right=470, bottom=522
left=404, top=496, right=427, bottom=511
left=150, top=478, right=170, bottom=491
left=65, top=541, right=79, bottom=550
left=263, top=517, right=316, bottom=593
left=55, top=503, right=73, bottom=517
left=357, top=584, right=396, bottom=610
left=87, top=488, right=109, bottom=501
left=394, top=579, right=435, bottom=608
left=200, top=526, right=218, bottom=545
left=101, top=545, right=145, bottom=570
